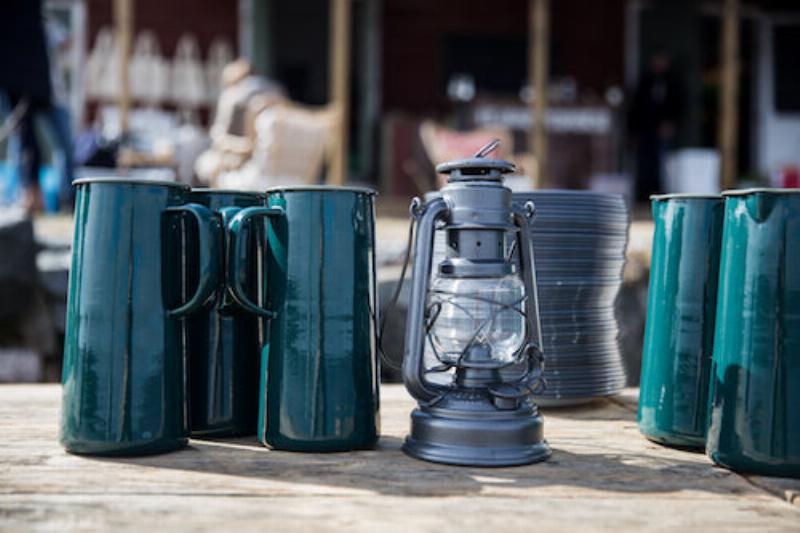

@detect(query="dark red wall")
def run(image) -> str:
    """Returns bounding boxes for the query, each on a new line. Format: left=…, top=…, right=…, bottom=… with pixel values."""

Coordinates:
left=551, top=0, right=626, bottom=95
left=382, top=0, right=527, bottom=114
left=382, top=0, right=626, bottom=114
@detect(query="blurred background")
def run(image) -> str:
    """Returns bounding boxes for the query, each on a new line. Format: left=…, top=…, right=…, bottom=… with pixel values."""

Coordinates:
left=1, top=0, right=799, bottom=383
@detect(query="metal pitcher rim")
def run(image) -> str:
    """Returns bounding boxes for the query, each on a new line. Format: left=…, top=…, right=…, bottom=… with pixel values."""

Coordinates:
left=722, top=187, right=800, bottom=197
left=73, top=177, right=189, bottom=189
left=650, top=193, right=723, bottom=201
left=266, top=185, right=378, bottom=196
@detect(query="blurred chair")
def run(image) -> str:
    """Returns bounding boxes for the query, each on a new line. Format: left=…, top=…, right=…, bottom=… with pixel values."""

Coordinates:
left=217, top=102, right=339, bottom=190
left=194, top=59, right=285, bottom=185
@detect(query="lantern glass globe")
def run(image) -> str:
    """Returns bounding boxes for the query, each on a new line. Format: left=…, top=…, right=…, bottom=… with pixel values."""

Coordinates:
left=428, top=274, right=526, bottom=366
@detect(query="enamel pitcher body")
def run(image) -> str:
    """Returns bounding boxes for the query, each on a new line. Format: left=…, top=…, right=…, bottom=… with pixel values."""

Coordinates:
left=638, top=194, right=724, bottom=448
left=228, top=186, right=380, bottom=452
left=185, top=189, right=267, bottom=437
left=707, top=188, right=800, bottom=477
left=60, top=178, right=220, bottom=455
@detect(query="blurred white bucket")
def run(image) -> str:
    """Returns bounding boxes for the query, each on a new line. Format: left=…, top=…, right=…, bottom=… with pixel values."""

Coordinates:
left=590, top=172, right=633, bottom=201
left=664, top=149, right=720, bottom=194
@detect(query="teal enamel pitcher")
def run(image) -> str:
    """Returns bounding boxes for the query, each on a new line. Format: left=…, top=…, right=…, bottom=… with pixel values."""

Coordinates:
left=638, top=194, right=724, bottom=448
left=228, top=186, right=380, bottom=452
left=60, top=179, right=220, bottom=455
left=707, top=188, right=800, bottom=477
left=185, top=189, right=266, bottom=437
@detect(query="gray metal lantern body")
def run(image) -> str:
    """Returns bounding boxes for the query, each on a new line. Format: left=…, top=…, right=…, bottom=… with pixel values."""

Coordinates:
left=401, top=157, right=551, bottom=466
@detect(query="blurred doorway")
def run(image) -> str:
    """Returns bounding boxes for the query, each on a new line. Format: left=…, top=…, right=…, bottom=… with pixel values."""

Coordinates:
left=626, top=0, right=800, bottom=184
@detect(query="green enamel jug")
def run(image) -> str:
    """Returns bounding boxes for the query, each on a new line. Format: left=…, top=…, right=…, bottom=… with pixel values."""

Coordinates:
left=638, top=194, right=724, bottom=448
left=185, top=189, right=266, bottom=437
left=706, top=188, right=800, bottom=477
left=60, top=179, right=220, bottom=456
left=228, top=186, right=380, bottom=452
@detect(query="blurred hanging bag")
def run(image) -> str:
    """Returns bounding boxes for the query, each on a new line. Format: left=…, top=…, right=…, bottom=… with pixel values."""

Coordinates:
left=129, top=30, right=169, bottom=107
left=205, top=37, right=234, bottom=107
left=170, top=34, right=207, bottom=111
left=85, top=27, right=118, bottom=102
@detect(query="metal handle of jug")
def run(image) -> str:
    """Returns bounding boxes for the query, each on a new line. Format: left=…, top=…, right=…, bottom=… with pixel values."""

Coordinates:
left=166, top=203, right=222, bottom=317
left=226, top=206, right=284, bottom=319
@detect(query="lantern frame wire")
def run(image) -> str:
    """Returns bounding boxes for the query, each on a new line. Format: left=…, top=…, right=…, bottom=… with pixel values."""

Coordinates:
left=424, top=287, right=546, bottom=397
left=425, top=289, right=529, bottom=369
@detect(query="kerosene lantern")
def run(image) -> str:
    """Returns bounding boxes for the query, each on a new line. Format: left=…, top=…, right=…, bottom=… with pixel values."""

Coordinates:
left=401, top=140, right=551, bottom=466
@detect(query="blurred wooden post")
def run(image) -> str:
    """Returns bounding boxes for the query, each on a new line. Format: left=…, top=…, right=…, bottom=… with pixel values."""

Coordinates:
left=328, top=0, right=351, bottom=185
left=113, top=0, right=132, bottom=134
left=719, top=0, right=739, bottom=189
left=529, top=0, right=549, bottom=189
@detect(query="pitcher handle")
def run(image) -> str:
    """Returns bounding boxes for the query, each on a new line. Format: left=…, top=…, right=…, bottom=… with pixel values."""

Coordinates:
left=166, top=203, right=221, bottom=317
left=227, top=206, right=284, bottom=318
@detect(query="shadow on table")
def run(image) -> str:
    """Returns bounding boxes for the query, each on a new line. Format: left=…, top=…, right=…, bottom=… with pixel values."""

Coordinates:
left=88, top=431, right=741, bottom=498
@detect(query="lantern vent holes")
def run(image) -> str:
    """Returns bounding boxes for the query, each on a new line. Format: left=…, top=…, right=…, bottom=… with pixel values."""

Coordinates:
left=459, top=167, right=491, bottom=176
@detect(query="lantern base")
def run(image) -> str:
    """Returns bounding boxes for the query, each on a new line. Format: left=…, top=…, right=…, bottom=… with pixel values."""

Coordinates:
left=402, top=393, right=551, bottom=467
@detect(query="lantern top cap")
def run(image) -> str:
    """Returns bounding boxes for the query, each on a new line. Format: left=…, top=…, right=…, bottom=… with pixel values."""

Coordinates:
left=436, top=158, right=516, bottom=176
left=435, top=138, right=516, bottom=181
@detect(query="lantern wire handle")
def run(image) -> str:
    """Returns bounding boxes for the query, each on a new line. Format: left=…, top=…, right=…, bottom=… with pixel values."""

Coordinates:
left=377, top=203, right=419, bottom=371
left=474, top=138, right=501, bottom=159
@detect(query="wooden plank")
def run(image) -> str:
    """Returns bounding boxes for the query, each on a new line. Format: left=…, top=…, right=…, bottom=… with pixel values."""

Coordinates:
left=327, top=0, right=352, bottom=185
left=113, top=0, right=133, bottom=134
left=718, top=0, right=740, bottom=189
left=746, top=475, right=800, bottom=507
left=1, top=385, right=799, bottom=530
left=528, top=0, right=550, bottom=189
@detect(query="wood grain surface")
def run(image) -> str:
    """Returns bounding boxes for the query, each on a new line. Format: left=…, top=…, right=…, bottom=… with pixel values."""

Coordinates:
left=1, top=385, right=798, bottom=531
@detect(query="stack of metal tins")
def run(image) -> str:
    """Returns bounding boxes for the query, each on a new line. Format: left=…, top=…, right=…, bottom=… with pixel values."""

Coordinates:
left=512, top=191, right=630, bottom=406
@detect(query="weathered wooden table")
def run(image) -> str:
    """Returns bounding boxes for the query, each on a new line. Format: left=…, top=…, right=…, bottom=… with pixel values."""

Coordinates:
left=2, top=384, right=798, bottom=531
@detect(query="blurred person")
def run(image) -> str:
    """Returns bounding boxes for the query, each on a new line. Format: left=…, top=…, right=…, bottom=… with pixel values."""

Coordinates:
left=40, top=13, right=75, bottom=210
left=0, top=0, right=51, bottom=213
left=629, top=50, right=683, bottom=202
left=1, top=0, right=75, bottom=213
left=43, top=13, right=77, bottom=210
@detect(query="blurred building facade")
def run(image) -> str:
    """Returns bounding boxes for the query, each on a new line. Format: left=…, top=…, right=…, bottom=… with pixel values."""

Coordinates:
left=68, top=0, right=800, bottom=194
